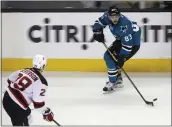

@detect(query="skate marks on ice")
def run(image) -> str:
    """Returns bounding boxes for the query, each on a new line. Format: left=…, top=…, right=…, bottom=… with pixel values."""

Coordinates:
left=1, top=72, right=171, bottom=125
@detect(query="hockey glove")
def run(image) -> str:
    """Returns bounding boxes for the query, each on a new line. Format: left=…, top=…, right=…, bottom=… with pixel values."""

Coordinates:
left=93, top=29, right=104, bottom=42
left=43, top=108, right=54, bottom=122
left=117, top=55, right=127, bottom=68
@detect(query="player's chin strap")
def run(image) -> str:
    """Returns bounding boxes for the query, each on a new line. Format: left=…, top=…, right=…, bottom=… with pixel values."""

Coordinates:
left=102, top=41, right=157, bottom=106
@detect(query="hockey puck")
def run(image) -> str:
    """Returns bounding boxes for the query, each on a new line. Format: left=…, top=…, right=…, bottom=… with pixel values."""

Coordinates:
left=153, top=98, right=157, bottom=101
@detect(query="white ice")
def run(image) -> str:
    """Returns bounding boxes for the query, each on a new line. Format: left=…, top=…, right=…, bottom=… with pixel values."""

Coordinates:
left=1, top=72, right=171, bottom=126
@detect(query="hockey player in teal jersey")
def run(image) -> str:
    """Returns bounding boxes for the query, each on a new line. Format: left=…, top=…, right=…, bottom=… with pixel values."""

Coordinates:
left=92, top=6, right=141, bottom=92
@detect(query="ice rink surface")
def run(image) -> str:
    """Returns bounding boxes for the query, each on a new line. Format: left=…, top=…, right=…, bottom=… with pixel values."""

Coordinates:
left=1, top=72, right=171, bottom=126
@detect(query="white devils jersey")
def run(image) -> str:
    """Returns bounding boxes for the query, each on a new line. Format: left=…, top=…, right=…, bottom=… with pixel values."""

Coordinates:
left=6, top=68, right=48, bottom=110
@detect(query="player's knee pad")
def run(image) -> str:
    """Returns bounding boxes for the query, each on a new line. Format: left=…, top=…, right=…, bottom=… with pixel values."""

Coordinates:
left=103, top=51, right=111, bottom=61
left=104, top=51, right=117, bottom=64
left=104, top=51, right=118, bottom=69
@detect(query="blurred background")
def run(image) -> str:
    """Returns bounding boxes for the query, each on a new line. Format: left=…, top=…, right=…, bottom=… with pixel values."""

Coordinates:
left=1, top=0, right=171, bottom=72
left=1, top=1, right=172, bottom=10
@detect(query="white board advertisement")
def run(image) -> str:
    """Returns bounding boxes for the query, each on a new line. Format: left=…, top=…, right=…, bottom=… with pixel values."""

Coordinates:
left=2, top=12, right=171, bottom=58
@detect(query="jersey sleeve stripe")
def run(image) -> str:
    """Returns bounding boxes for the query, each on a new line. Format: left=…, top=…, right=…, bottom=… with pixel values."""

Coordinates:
left=122, top=47, right=132, bottom=52
left=122, top=44, right=132, bottom=48
left=33, top=101, right=45, bottom=109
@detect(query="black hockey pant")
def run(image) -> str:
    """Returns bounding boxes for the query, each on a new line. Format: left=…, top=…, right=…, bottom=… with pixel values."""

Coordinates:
left=3, top=91, right=31, bottom=126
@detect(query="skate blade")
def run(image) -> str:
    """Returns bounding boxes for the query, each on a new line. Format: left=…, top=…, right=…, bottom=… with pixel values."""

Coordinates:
left=114, top=86, right=124, bottom=89
left=103, top=89, right=115, bottom=94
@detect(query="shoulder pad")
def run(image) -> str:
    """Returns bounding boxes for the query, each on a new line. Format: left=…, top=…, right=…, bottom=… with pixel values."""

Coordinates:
left=29, top=68, right=48, bottom=86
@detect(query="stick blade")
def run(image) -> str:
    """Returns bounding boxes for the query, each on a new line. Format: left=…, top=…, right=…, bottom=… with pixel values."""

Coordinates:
left=145, top=101, right=154, bottom=106
left=153, top=98, right=158, bottom=101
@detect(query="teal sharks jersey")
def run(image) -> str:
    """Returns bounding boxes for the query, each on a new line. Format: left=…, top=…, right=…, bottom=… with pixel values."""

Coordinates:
left=93, top=11, right=141, bottom=56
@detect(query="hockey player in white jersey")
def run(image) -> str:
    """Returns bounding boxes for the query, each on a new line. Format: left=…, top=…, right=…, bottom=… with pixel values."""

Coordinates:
left=3, top=54, right=54, bottom=126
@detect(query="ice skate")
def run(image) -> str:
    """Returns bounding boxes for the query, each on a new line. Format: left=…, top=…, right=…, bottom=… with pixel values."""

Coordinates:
left=114, top=73, right=124, bottom=88
left=103, top=73, right=124, bottom=93
left=103, top=82, right=116, bottom=92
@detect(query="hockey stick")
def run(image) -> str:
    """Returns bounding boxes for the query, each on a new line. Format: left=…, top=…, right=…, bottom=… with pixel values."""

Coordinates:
left=53, top=119, right=61, bottom=126
left=102, top=42, right=157, bottom=106
left=30, top=108, right=61, bottom=126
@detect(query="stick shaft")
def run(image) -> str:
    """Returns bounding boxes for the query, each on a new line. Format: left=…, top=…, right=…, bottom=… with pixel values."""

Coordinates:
left=53, top=119, right=61, bottom=126
left=102, top=42, right=147, bottom=103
